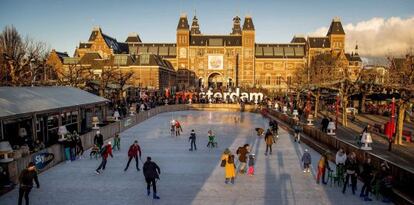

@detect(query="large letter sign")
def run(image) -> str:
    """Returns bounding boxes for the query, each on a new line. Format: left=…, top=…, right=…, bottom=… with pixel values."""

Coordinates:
left=199, top=88, right=263, bottom=102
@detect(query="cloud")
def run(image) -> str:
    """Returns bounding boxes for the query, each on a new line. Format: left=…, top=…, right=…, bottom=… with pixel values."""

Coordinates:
left=309, top=16, right=414, bottom=57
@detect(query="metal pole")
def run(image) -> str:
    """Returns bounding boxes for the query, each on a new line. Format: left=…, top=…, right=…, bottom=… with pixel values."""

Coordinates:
left=335, top=94, right=340, bottom=129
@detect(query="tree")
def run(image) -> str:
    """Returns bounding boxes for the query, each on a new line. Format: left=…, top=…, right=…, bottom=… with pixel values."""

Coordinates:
left=56, top=58, right=92, bottom=88
left=113, top=68, right=134, bottom=102
left=0, top=25, right=50, bottom=86
left=387, top=55, right=414, bottom=144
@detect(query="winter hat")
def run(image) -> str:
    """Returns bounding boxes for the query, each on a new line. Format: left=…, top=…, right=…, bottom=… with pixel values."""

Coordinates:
left=223, top=148, right=231, bottom=155
left=108, top=141, right=112, bottom=145
left=305, top=149, right=308, bottom=152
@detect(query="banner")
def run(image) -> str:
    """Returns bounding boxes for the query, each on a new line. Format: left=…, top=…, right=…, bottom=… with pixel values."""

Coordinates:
left=208, top=55, right=223, bottom=70
left=33, top=152, right=55, bottom=170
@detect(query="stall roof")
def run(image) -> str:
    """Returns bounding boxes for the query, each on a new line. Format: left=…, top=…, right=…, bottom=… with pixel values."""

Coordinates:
left=0, top=87, right=108, bottom=119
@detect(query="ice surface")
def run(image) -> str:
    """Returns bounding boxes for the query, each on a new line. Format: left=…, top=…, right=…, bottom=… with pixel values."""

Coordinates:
left=0, top=111, right=388, bottom=205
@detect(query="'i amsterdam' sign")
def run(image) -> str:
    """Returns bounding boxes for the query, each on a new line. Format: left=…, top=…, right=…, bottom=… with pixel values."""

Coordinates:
left=199, top=88, right=264, bottom=102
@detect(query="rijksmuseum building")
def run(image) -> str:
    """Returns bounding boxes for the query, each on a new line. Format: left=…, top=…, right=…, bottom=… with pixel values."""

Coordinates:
left=47, top=14, right=361, bottom=94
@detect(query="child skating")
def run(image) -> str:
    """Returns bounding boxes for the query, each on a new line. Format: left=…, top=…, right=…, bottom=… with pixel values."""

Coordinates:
left=248, top=154, right=255, bottom=176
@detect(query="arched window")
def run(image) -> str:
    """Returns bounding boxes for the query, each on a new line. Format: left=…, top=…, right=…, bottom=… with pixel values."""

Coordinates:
left=265, top=75, right=271, bottom=85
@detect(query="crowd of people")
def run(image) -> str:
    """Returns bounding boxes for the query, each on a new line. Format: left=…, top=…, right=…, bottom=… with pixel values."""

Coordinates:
left=300, top=147, right=394, bottom=203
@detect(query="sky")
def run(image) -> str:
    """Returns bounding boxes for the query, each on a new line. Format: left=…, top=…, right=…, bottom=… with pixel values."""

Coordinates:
left=0, top=0, right=413, bottom=58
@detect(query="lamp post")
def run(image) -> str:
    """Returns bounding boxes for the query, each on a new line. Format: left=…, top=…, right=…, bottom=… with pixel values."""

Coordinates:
left=335, top=93, right=340, bottom=129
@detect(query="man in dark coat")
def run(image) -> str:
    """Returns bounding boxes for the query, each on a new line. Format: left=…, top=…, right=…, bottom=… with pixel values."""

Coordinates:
left=143, top=157, right=161, bottom=199
left=189, top=130, right=197, bottom=151
left=321, top=117, right=329, bottom=133
left=236, top=144, right=250, bottom=173
left=18, top=162, right=39, bottom=205
left=93, top=130, right=104, bottom=149
left=124, top=140, right=142, bottom=171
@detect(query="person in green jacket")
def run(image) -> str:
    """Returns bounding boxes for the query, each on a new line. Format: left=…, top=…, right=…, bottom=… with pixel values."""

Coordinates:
left=113, top=133, right=121, bottom=151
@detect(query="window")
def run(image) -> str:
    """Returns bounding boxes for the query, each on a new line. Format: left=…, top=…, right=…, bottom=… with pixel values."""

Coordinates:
left=276, top=76, right=282, bottom=85
left=287, top=76, right=292, bottom=86
left=266, top=75, right=271, bottom=85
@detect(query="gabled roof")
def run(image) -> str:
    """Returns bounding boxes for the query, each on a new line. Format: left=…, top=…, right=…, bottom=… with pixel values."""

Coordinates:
left=327, top=18, right=345, bottom=35
left=79, top=52, right=101, bottom=64
left=0, top=86, right=108, bottom=119
left=308, top=37, right=331, bottom=48
left=88, top=27, right=128, bottom=54
left=177, top=14, right=189, bottom=30
left=53, top=50, right=69, bottom=62
left=125, top=33, right=142, bottom=43
left=291, top=36, right=306, bottom=44
left=345, top=53, right=362, bottom=62
left=243, top=16, right=255, bottom=30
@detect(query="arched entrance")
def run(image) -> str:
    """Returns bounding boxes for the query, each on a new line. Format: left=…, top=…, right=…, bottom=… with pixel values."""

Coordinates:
left=208, top=73, right=223, bottom=89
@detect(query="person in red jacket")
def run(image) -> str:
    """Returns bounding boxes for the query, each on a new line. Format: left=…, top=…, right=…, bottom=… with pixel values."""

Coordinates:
left=124, top=140, right=142, bottom=171
left=95, top=141, right=113, bottom=174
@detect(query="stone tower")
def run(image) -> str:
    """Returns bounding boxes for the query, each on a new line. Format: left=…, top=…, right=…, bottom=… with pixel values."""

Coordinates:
left=242, top=16, right=255, bottom=87
left=327, top=17, right=345, bottom=56
left=176, top=13, right=190, bottom=69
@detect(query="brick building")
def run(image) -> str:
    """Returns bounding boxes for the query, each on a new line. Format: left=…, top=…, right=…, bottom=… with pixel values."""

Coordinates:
left=48, top=14, right=362, bottom=93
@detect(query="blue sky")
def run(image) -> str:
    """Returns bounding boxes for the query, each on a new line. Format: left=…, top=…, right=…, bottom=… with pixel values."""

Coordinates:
left=1, top=0, right=413, bottom=56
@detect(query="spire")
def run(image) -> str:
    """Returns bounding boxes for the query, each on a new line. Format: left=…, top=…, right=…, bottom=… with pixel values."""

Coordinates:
left=177, top=13, right=189, bottom=30
left=242, top=16, right=255, bottom=31
left=190, top=15, right=201, bottom=35
left=327, top=17, right=345, bottom=36
left=354, top=42, right=359, bottom=56
left=231, top=16, right=242, bottom=35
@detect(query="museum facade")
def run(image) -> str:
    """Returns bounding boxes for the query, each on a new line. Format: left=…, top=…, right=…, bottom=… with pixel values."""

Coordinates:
left=48, top=14, right=361, bottom=93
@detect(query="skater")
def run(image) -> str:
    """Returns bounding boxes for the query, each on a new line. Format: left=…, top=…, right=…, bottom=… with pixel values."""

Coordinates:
left=316, top=155, right=326, bottom=184
left=335, top=148, right=347, bottom=179
left=264, top=129, right=274, bottom=155
left=206, top=130, right=217, bottom=148
left=90, top=144, right=100, bottom=159
left=113, top=134, right=121, bottom=151
left=18, top=162, right=39, bottom=205
left=294, top=122, right=302, bottom=143
left=95, top=141, right=113, bottom=174
left=170, top=119, right=176, bottom=136
left=342, top=152, right=359, bottom=194
left=271, top=120, right=279, bottom=139
left=321, top=152, right=332, bottom=184
left=189, top=130, right=197, bottom=151
left=221, top=148, right=236, bottom=184
left=143, top=156, right=161, bottom=199
left=124, top=140, right=142, bottom=171
left=75, top=132, right=84, bottom=159
left=360, top=157, right=374, bottom=201
left=175, top=120, right=183, bottom=136
left=236, top=144, right=250, bottom=174
left=247, top=154, right=255, bottom=176
left=255, top=128, right=264, bottom=136
left=301, top=149, right=311, bottom=173
left=94, top=130, right=104, bottom=150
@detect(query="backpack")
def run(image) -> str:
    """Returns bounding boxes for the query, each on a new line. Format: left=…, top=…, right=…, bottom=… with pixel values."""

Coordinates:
left=228, top=155, right=235, bottom=164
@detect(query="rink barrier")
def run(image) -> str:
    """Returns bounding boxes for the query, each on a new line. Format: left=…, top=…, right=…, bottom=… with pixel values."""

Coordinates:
left=265, top=108, right=414, bottom=205
left=6, top=103, right=258, bottom=183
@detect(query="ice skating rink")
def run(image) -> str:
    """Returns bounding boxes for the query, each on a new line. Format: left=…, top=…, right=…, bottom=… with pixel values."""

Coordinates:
left=0, top=111, right=387, bottom=205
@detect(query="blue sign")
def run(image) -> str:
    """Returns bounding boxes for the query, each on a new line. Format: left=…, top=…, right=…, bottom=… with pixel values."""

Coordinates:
left=33, top=152, right=55, bottom=170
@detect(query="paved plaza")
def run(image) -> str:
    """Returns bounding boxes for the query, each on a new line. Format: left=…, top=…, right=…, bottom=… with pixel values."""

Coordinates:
left=0, top=111, right=388, bottom=205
